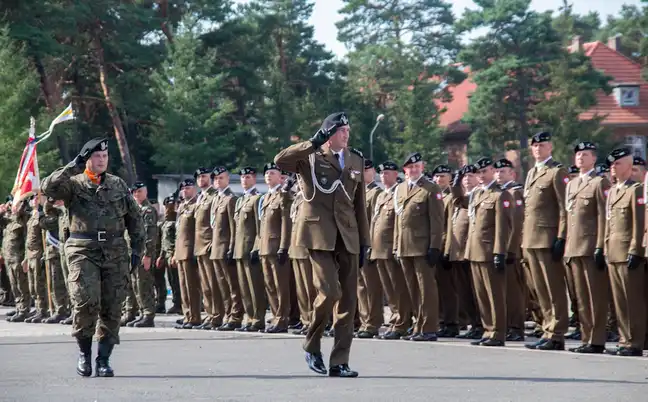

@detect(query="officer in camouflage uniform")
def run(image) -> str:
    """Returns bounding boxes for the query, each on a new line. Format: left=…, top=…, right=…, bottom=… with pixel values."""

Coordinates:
left=1, top=197, right=31, bottom=322
left=124, top=182, right=158, bottom=328
left=42, top=198, right=70, bottom=323
left=41, top=137, right=145, bottom=378
left=157, top=195, right=181, bottom=314
left=24, top=196, right=49, bottom=323
left=0, top=196, right=14, bottom=307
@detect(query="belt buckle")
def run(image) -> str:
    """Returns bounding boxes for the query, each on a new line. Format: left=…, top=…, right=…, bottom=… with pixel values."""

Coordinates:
left=97, top=231, right=107, bottom=242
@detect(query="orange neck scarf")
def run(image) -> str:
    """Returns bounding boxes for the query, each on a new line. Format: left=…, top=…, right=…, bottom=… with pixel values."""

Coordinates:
left=84, top=168, right=101, bottom=185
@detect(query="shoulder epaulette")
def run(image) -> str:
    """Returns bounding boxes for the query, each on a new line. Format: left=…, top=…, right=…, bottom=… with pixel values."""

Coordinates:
left=512, top=184, right=523, bottom=190
left=349, top=148, right=363, bottom=158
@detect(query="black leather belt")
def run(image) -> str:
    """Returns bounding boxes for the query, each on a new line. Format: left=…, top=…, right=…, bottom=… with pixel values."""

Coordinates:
left=68, top=231, right=124, bottom=242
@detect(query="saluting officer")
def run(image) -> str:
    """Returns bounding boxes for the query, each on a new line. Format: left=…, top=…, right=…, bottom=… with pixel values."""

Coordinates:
left=494, top=158, right=526, bottom=342
left=358, top=159, right=384, bottom=339
left=275, top=111, right=369, bottom=378
left=464, top=157, right=512, bottom=347
left=372, top=161, right=411, bottom=340
left=605, top=148, right=646, bottom=356
left=523, top=131, right=569, bottom=351
left=564, top=142, right=611, bottom=354
left=258, top=162, right=292, bottom=333
left=393, top=152, right=444, bottom=342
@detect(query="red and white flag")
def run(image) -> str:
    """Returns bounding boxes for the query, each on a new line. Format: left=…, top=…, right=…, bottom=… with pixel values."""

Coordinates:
left=12, top=117, right=40, bottom=202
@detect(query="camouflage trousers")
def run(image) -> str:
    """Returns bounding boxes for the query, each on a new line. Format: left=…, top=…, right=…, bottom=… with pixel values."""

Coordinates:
left=124, top=263, right=156, bottom=317
left=6, top=258, right=30, bottom=313
left=27, top=258, right=48, bottom=315
left=0, top=264, right=13, bottom=305
left=65, top=240, right=129, bottom=344
left=47, top=255, right=69, bottom=316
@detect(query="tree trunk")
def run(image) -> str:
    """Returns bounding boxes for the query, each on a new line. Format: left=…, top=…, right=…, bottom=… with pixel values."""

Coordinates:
left=157, top=0, right=174, bottom=43
left=92, top=34, right=136, bottom=185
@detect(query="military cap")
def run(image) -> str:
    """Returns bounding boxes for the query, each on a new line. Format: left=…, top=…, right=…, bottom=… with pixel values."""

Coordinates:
left=263, top=162, right=280, bottom=174
left=493, top=159, right=513, bottom=169
left=377, top=161, right=398, bottom=172
left=530, top=131, right=552, bottom=145
left=474, top=157, right=493, bottom=170
left=321, top=112, right=349, bottom=132
left=130, top=182, right=146, bottom=193
left=239, top=166, right=257, bottom=175
left=396, top=177, right=404, bottom=183
left=432, top=164, right=452, bottom=175
left=211, top=166, right=228, bottom=177
left=574, top=141, right=597, bottom=153
left=596, top=163, right=610, bottom=174
left=281, top=170, right=289, bottom=176
left=80, top=137, right=108, bottom=157
left=462, top=164, right=478, bottom=174
left=634, top=156, right=646, bottom=166
left=568, top=165, right=579, bottom=174
left=403, top=152, right=422, bottom=167
left=163, top=195, right=176, bottom=205
left=364, top=159, right=374, bottom=169
left=194, top=167, right=211, bottom=179
left=607, top=148, right=633, bottom=163
left=178, top=178, right=195, bottom=189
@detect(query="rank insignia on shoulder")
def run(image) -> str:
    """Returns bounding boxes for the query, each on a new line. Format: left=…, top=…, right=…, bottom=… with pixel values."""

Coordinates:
left=503, top=200, right=510, bottom=208
left=349, top=148, right=363, bottom=158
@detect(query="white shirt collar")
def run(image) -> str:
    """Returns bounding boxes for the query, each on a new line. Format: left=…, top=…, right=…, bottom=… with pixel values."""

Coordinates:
left=580, top=168, right=595, bottom=179
left=535, top=156, right=553, bottom=168
left=218, top=186, right=230, bottom=194
left=407, top=176, right=422, bottom=187
left=483, top=180, right=497, bottom=190
left=503, top=180, right=515, bottom=188
left=244, top=187, right=256, bottom=195
left=268, top=184, right=281, bottom=194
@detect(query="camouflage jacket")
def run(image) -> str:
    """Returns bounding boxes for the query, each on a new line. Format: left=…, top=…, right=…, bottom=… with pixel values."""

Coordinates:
left=1, top=202, right=30, bottom=262
left=41, top=164, right=145, bottom=254
left=159, top=219, right=176, bottom=258
left=42, top=200, right=62, bottom=260
left=139, top=199, right=158, bottom=258
left=25, top=208, right=44, bottom=260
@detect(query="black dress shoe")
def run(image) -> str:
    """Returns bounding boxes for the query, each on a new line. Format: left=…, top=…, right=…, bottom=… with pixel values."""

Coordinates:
left=471, top=338, right=488, bottom=346
left=235, top=324, right=252, bottom=332
left=305, top=352, right=327, bottom=375
left=356, top=330, right=377, bottom=339
left=76, top=337, right=93, bottom=377
left=457, top=327, right=484, bottom=340
left=196, top=322, right=212, bottom=330
left=218, top=322, right=241, bottom=331
left=525, top=338, right=549, bottom=350
left=61, top=316, right=73, bottom=325
left=95, top=342, right=114, bottom=377
left=411, top=332, right=437, bottom=342
left=613, top=347, right=643, bottom=357
left=480, top=338, right=505, bottom=347
left=380, top=331, right=402, bottom=340
left=570, top=344, right=605, bottom=354
left=506, top=332, right=525, bottom=342
left=536, top=339, right=565, bottom=351
left=402, top=333, right=418, bottom=341
left=565, top=329, right=581, bottom=340
left=265, top=326, right=288, bottom=334
left=288, top=322, right=303, bottom=330
left=437, top=326, right=460, bottom=338
left=328, top=364, right=358, bottom=378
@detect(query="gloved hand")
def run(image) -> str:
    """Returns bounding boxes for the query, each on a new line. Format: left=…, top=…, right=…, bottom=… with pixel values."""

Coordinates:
left=594, top=248, right=606, bottom=271
left=68, top=147, right=91, bottom=169
left=441, top=254, right=451, bottom=270
left=277, top=248, right=288, bottom=265
left=225, top=249, right=233, bottom=262
left=494, top=254, right=506, bottom=271
left=130, top=254, right=141, bottom=274
left=282, top=175, right=296, bottom=192
left=506, top=252, right=516, bottom=265
left=426, top=248, right=441, bottom=267
left=310, top=124, right=338, bottom=149
left=551, top=238, right=566, bottom=261
left=627, top=254, right=643, bottom=270
left=250, top=249, right=260, bottom=265
left=359, top=246, right=369, bottom=268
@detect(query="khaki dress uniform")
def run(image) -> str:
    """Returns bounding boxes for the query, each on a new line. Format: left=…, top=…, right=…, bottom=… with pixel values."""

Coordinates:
left=174, top=194, right=202, bottom=327
left=289, top=190, right=316, bottom=331
left=438, top=187, right=459, bottom=334
left=522, top=158, right=570, bottom=344
left=565, top=170, right=610, bottom=348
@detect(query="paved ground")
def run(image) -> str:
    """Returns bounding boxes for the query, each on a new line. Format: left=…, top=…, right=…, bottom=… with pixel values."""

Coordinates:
left=0, top=306, right=647, bottom=402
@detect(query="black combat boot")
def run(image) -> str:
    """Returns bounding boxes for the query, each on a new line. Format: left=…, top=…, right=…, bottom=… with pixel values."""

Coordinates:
left=95, top=341, right=115, bottom=377
left=76, top=337, right=93, bottom=377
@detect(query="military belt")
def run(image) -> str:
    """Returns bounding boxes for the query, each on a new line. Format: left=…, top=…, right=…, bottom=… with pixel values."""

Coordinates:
left=69, top=231, right=124, bottom=242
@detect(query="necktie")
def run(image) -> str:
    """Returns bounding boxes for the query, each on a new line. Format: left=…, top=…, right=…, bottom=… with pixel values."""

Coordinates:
left=335, top=152, right=344, bottom=169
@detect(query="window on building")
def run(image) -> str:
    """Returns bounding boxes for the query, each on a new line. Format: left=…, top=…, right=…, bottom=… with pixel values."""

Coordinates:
left=614, top=85, right=640, bottom=107
left=624, top=135, right=646, bottom=159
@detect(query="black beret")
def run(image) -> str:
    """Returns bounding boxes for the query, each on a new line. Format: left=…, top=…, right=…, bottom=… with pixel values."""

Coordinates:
left=364, top=159, right=374, bottom=169
left=80, top=137, right=108, bottom=157
left=194, top=167, right=211, bottom=179
left=574, top=141, right=597, bottom=153
left=396, top=177, right=404, bottom=183
left=432, top=164, right=452, bottom=175
left=211, top=166, right=228, bottom=177
left=568, top=165, right=579, bottom=174
left=634, top=156, right=646, bottom=166
left=263, top=163, right=280, bottom=174
left=239, top=166, right=257, bottom=175
left=462, top=164, right=478, bottom=174
left=403, top=152, right=422, bottom=167
left=281, top=170, right=289, bottom=176
left=163, top=195, right=176, bottom=205
left=178, top=178, right=195, bottom=189
left=493, top=159, right=513, bottom=169
left=130, top=182, right=146, bottom=193
left=320, top=112, right=349, bottom=132
left=530, top=131, right=551, bottom=145
left=596, top=163, right=610, bottom=174
left=607, top=148, right=633, bottom=164
left=474, top=157, right=493, bottom=170
left=377, top=161, right=399, bottom=172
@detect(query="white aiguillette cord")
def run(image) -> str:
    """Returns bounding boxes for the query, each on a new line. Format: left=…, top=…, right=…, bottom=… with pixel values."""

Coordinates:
left=300, top=152, right=352, bottom=203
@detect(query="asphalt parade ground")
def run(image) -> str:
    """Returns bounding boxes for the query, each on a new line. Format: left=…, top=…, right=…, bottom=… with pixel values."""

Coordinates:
left=1, top=306, right=647, bottom=402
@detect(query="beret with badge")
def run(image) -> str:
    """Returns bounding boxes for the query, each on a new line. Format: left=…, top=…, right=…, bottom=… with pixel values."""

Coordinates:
left=310, top=112, right=350, bottom=148
left=178, top=178, right=195, bottom=189
left=403, top=152, right=422, bottom=167
left=474, top=157, right=493, bottom=170
left=364, top=159, right=374, bottom=169
left=634, top=156, right=646, bottom=166
left=461, top=164, right=478, bottom=174
left=130, top=181, right=146, bottom=193
left=530, top=131, right=552, bottom=145
left=211, top=166, right=228, bottom=178
left=377, top=161, right=398, bottom=172
left=71, top=137, right=109, bottom=168
left=239, top=166, right=257, bottom=175
left=568, top=165, right=579, bottom=174
left=263, top=162, right=280, bottom=174
left=493, top=159, right=513, bottom=169
left=432, top=164, right=452, bottom=175
left=607, top=148, right=633, bottom=164
left=163, top=195, right=176, bottom=205
left=194, top=167, right=211, bottom=179
left=574, top=141, right=596, bottom=153
left=595, top=163, right=610, bottom=175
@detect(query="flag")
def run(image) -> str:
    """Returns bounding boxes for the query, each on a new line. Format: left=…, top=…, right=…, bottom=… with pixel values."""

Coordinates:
left=34, top=103, right=76, bottom=145
left=12, top=117, right=40, bottom=202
